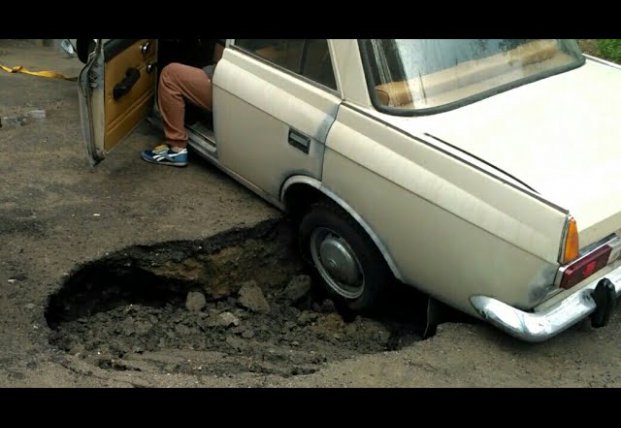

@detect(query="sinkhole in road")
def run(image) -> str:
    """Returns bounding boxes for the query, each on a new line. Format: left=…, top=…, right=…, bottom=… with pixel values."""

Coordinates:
left=45, top=220, right=431, bottom=378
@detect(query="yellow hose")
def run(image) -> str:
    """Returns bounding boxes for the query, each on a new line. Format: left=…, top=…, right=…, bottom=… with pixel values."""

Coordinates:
left=0, top=64, right=77, bottom=81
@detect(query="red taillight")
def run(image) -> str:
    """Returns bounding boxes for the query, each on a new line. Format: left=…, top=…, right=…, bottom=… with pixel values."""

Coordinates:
left=559, top=245, right=612, bottom=289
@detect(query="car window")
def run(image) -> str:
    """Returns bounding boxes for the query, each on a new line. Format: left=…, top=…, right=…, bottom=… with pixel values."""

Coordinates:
left=301, top=39, right=336, bottom=89
left=359, top=39, right=584, bottom=113
left=235, top=39, right=336, bottom=90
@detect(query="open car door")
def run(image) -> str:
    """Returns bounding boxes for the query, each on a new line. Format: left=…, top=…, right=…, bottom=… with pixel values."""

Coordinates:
left=78, top=39, right=158, bottom=166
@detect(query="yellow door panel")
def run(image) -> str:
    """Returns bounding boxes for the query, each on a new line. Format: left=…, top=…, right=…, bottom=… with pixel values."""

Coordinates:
left=103, top=39, right=157, bottom=152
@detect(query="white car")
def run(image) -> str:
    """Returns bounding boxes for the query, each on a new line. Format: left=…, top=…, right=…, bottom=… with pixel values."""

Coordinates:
left=79, top=39, right=621, bottom=342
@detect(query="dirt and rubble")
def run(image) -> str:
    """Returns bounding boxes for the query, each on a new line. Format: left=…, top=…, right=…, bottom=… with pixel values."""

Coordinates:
left=3, top=39, right=621, bottom=389
left=43, top=221, right=425, bottom=384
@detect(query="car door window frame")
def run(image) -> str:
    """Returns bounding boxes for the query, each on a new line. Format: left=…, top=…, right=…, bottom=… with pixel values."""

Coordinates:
left=230, top=39, right=341, bottom=96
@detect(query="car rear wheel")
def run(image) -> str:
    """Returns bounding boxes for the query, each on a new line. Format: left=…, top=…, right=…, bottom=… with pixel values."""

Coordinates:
left=299, top=202, right=392, bottom=313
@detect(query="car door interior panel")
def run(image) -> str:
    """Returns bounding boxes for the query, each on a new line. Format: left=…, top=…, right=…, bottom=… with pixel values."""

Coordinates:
left=103, top=39, right=157, bottom=152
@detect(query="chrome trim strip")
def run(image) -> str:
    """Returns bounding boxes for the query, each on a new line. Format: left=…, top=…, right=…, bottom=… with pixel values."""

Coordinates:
left=424, top=133, right=539, bottom=194
left=471, top=260, right=621, bottom=342
left=341, top=102, right=568, bottom=215
left=281, top=175, right=403, bottom=281
left=556, top=215, right=571, bottom=268
left=584, top=54, right=621, bottom=70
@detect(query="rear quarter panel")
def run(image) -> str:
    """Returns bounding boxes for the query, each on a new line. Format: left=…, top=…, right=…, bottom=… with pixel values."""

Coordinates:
left=322, top=105, right=567, bottom=315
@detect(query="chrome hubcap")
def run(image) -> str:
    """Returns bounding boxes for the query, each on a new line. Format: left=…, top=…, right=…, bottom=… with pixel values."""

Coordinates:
left=310, top=227, right=364, bottom=299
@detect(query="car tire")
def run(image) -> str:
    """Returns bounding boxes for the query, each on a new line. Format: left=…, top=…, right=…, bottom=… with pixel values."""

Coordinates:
left=299, top=201, right=392, bottom=313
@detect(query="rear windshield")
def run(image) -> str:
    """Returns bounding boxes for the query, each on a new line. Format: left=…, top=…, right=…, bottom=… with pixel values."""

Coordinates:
left=359, top=39, right=585, bottom=114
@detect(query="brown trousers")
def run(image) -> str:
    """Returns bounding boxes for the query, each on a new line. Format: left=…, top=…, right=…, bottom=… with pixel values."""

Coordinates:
left=158, top=62, right=212, bottom=149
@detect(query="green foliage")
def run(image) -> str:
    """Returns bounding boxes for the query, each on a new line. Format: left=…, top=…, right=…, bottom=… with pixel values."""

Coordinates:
left=597, top=39, right=621, bottom=63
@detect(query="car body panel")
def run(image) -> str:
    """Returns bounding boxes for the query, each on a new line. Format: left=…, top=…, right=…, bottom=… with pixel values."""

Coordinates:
left=387, top=58, right=621, bottom=247
left=322, top=104, right=563, bottom=312
left=212, top=45, right=341, bottom=199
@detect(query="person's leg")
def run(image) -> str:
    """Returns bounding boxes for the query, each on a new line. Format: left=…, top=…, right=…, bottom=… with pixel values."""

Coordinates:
left=157, top=62, right=213, bottom=151
left=142, top=62, right=213, bottom=166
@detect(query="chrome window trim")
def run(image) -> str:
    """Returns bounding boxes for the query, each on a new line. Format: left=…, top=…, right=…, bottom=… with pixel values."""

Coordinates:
left=584, top=53, right=621, bottom=70
left=557, top=215, right=572, bottom=265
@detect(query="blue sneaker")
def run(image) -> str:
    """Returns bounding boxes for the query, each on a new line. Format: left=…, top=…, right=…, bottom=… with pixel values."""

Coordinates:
left=141, top=144, right=188, bottom=167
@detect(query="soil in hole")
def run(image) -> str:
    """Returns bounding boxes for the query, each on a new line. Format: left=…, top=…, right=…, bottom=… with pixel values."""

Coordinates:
left=45, top=221, right=433, bottom=378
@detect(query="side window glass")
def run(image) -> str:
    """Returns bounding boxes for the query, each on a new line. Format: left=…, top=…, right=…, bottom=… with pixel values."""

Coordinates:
left=236, top=39, right=337, bottom=90
left=300, top=39, right=336, bottom=90
left=236, top=39, right=304, bottom=73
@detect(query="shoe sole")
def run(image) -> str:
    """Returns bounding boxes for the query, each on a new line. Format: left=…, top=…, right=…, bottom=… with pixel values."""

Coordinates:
left=141, top=153, right=188, bottom=167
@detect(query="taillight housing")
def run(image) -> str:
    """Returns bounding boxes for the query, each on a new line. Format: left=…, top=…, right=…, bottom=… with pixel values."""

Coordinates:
left=559, top=245, right=612, bottom=289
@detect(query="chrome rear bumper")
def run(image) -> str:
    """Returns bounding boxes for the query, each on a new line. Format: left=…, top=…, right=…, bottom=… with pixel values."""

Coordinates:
left=470, top=264, right=621, bottom=342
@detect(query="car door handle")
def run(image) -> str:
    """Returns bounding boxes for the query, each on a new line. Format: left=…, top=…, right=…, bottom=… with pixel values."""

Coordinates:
left=113, top=67, right=140, bottom=100
left=288, top=129, right=310, bottom=154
